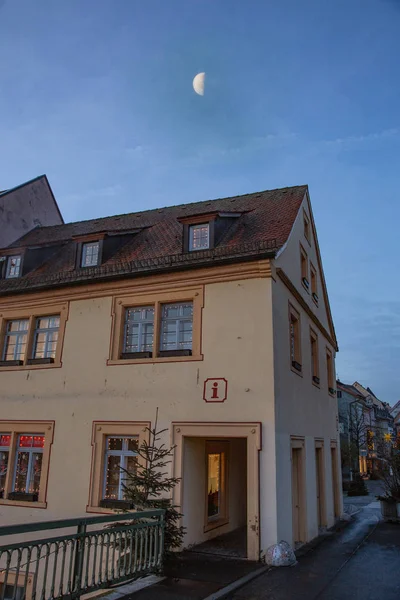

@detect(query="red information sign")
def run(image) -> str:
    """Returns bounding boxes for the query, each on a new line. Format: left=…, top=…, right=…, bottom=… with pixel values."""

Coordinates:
left=203, top=378, right=228, bottom=403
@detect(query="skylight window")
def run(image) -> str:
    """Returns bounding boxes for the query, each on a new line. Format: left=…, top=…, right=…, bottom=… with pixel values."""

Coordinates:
left=81, top=242, right=100, bottom=267
left=6, top=255, right=22, bottom=278
left=189, top=224, right=209, bottom=251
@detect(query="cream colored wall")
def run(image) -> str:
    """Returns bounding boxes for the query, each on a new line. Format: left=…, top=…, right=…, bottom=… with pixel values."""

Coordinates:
left=272, top=199, right=342, bottom=545
left=0, top=276, right=277, bottom=553
left=276, top=194, right=332, bottom=334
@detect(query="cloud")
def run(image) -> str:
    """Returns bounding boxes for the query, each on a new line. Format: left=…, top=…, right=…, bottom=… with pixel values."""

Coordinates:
left=324, top=128, right=400, bottom=146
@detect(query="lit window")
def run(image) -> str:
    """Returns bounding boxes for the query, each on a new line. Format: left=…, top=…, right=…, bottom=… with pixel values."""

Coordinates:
left=289, top=305, right=301, bottom=372
left=6, top=255, right=22, bottom=279
left=32, top=316, right=60, bottom=360
left=81, top=242, right=100, bottom=267
left=2, top=319, right=29, bottom=363
left=205, top=442, right=228, bottom=529
left=0, top=434, right=11, bottom=498
left=103, top=436, right=138, bottom=501
left=123, top=307, right=154, bottom=355
left=310, top=329, right=319, bottom=385
left=189, top=224, right=209, bottom=251
left=304, top=211, right=311, bottom=243
left=311, top=264, right=318, bottom=302
left=13, top=435, right=45, bottom=498
left=160, top=302, right=193, bottom=353
left=326, top=348, right=335, bottom=395
left=300, top=246, right=309, bottom=290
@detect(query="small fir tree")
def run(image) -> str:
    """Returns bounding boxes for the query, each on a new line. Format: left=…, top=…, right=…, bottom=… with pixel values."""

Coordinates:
left=121, top=409, right=185, bottom=557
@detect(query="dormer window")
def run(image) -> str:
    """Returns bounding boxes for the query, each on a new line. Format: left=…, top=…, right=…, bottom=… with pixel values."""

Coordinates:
left=189, top=224, right=210, bottom=251
left=6, top=255, right=22, bottom=278
left=81, top=242, right=100, bottom=267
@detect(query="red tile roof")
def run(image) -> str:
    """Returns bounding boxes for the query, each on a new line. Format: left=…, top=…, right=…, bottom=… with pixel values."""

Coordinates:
left=0, top=185, right=307, bottom=295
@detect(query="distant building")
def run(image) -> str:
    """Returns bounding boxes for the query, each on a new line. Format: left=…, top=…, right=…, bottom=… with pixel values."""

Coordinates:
left=0, top=175, right=63, bottom=248
left=338, top=380, right=394, bottom=479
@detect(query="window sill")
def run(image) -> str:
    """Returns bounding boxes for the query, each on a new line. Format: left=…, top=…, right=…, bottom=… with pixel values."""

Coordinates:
left=86, top=505, right=136, bottom=515
left=0, top=362, right=61, bottom=372
left=27, top=357, right=55, bottom=366
left=312, top=376, right=320, bottom=388
left=108, top=354, right=203, bottom=366
left=291, top=367, right=303, bottom=377
left=329, top=388, right=336, bottom=397
left=0, top=498, right=47, bottom=509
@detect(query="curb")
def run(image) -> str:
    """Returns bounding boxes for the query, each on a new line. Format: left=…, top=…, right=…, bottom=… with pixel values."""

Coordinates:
left=202, top=565, right=270, bottom=600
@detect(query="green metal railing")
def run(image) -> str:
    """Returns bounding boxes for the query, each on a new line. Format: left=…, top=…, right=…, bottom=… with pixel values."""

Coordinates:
left=0, top=510, right=165, bottom=600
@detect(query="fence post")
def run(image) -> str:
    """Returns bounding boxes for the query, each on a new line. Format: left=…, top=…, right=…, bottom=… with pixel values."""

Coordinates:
left=72, top=521, right=87, bottom=597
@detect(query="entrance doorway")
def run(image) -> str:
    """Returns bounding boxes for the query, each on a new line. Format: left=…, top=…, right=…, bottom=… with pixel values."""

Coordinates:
left=315, top=440, right=326, bottom=530
left=172, top=423, right=261, bottom=561
left=291, top=438, right=306, bottom=547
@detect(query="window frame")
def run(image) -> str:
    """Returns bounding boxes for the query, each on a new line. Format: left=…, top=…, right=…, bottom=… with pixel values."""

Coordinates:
left=0, top=421, right=54, bottom=508
left=289, top=303, right=302, bottom=375
left=109, top=287, right=204, bottom=365
left=87, top=422, right=149, bottom=514
left=122, top=306, right=155, bottom=358
left=310, top=327, right=320, bottom=387
left=189, top=223, right=210, bottom=251
left=102, top=435, right=139, bottom=503
left=300, top=244, right=310, bottom=292
left=310, top=263, right=318, bottom=304
left=326, top=347, right=335, bottom=396
left=159, top=302, right=193, bottom=355
left=5, top=255, right=22, bottom=279
left=0, top=305, right=68, bottom=371
left=2, top=319, right=29, bottom=363
left=81, top=241, right=101, bottom=268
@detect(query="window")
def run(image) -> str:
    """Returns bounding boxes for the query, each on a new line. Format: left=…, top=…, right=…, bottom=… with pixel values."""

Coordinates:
left=289, top=304, right=302, bottom=373
left=6, top=255, right=22, bottom=279
left=2, top=319, right=29, bottom=363
left=205, top=441, right=228, bottom=531
left=109, top=287, right=203, bottom=364
left=303, top=211, right=311, bottom=244
left=12, top=435, right=44, bottom=500
left=31, top=316, right=60, bottom=361
left=337, top=390, right=342, bottom=399
left=0, top=434, right=10, bottom=498
left=0, top=421, right=54, bottom=507
left=0, top=572, right=33, bottom=600
left=189, top=224, right=210, bottom=251
left=102, top=436, right=138, bottom=506
left=0, top=305, right=67, bottom=370
left=300, top=246, right=309, bottom=291
left=310, top=328, right=319, bottom=385
left=311, top=264, right=318, bottom=303
left=326, top=348, right=335, bottom=395
left=122, top=307, right=154, bottom=358
left=87, top=422, right=148, bottom=513
left=81, top=242, right=100, bottom=267
left=160, top=302, right=193, bottom=355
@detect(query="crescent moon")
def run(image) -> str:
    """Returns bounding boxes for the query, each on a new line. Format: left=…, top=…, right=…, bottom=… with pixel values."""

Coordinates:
left=193, top=72, right=205, bottom=96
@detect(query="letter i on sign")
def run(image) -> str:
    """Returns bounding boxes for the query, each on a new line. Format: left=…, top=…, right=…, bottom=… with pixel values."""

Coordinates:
left=212, top=382, right=219, bottom=399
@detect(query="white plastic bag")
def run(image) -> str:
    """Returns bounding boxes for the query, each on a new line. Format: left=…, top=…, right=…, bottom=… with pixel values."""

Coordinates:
left=264, top=540, right=297, bottom=567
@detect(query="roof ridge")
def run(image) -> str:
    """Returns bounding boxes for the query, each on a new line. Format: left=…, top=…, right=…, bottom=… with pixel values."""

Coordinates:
left=32, top=184, right=308, bottom=231
left=0, top=174, right=47, bottom=198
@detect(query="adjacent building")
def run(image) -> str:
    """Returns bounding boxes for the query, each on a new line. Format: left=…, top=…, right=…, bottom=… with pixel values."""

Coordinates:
left=0, top=175, right=63, bottom=248
left=0, top=184, right=341, bottom=560
left=338, top=380, right=394, bottom=479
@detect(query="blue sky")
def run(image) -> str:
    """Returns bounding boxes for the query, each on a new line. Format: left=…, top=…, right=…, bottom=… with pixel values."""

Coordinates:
left=1, top=0, right=400, bottom=403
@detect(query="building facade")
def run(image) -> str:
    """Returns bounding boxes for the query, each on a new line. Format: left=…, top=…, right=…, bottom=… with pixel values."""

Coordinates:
left=338, top=381, right=394, bottom=478
left=0, top=185, right=341, bottom=560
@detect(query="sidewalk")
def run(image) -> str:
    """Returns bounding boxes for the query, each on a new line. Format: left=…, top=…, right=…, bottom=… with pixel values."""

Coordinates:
left=113, top=481, right=396, bottom=600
